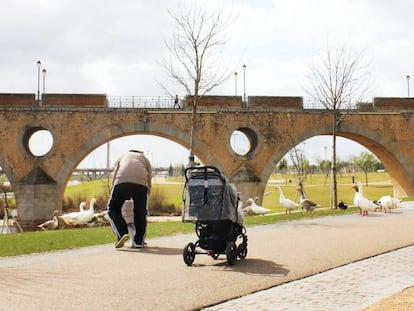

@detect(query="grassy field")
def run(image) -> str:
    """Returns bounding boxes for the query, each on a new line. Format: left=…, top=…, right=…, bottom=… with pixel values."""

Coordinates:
left=263, top=171, right=394, bottom=212
left=64, top=171, right=396, bottom=213
left=0, top=171, right=405, bottom=258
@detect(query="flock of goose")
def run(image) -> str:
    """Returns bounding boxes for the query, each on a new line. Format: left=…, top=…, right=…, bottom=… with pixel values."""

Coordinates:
left=352, top=181, right=401, bottom=216
left=37, top=198, right=110, bottom=230
left=242, top=183, right=320, bottom=216
left=242, top=181, right=401, bottom=217
left=38, top=181, right=402, bottom=230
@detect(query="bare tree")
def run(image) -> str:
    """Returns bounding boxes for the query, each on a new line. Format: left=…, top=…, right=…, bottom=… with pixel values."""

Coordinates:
left=286, top=135, right=309, bottom=184
left=306, top=46, right=368, bottom=208
left=162, top=2, right=236, bottom=166
left=288, top=144, right=309, bottom=183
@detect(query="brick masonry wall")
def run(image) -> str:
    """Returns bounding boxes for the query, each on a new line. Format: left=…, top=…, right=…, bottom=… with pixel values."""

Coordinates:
left=185, top=95, right=242, bottom=108
left=248, top=96, right=303, bottom=109
left=374, top=97, right=414, bottom=110
left=0, top=93, right=35, bottom=105
left=42, top=94, right=107, bottom=107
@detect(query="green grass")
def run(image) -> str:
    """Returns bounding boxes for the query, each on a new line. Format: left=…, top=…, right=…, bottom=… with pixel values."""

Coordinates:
left=0, top=221, right=195, bottom=257
left=0, top=206, right=360, bottom=258
left=64, top=178, right=111, bottom=199
left=262, top=171, right=394, bottom=212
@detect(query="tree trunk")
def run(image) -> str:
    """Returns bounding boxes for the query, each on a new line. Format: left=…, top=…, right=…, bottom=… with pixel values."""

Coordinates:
left=332, top=113, right=338, bottom=209
left=188, top=97, right=197, bottom=167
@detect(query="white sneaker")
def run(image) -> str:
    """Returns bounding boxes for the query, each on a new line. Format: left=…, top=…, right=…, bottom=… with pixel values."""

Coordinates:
left=131, top=241, right=143, bottom=248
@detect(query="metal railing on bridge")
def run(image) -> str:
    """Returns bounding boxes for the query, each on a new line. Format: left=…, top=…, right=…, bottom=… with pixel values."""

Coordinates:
left=107, top=96, right=179, bottom=109
left=302, top=99, right=363, bottom=110
left=106, top=96, right=370, bottom=110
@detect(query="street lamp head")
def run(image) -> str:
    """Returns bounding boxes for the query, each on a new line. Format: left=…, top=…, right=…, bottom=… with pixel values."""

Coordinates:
left=407, top=75, right=411, bottom=80
left=37, top=60, right=41, bottom=67
left=242, top=64, right=246, bottom=71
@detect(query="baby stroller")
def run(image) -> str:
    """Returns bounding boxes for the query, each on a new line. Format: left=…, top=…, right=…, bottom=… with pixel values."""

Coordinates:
left=182, top=166, right=248, bottom=266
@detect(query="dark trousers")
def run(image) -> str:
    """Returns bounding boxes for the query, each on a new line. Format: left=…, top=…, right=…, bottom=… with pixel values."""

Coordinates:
left=108, top=183, right=148, bottom=244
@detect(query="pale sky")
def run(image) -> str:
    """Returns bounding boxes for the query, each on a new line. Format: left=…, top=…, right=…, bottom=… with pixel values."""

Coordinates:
left=2, top=0, right=413, bottom=168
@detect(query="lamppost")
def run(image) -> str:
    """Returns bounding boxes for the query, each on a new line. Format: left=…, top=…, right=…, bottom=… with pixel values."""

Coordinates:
left=234, top=72, right=238, bottom=96
left=36, top=60, right=41, bottom=101
left=242, top=64, right=246, bottom=105
left=42, top=69, right=46, bottom=94
left=407, top=75, right=411, bottom=97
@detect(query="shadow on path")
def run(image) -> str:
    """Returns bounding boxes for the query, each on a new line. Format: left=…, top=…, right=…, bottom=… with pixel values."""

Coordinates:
left=192, top=257, right=290, bottom=276
left=118, top=246, right=183, bottom=256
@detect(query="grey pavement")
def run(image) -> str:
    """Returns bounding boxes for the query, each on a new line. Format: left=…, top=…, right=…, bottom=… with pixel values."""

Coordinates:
left=204, top=244, right=414, bottom=311
left=0, top=202, right=414, bottom=310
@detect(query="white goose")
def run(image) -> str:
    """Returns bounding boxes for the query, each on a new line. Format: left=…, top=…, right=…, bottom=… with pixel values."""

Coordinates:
left=59, top=201, right=87, bottom=226
left=243, top=197, right=270, bottom=216
left=352, top=182, right=380, bottom=216
left=377, top=195, right=401, bottom=213
left=275, top=185, right=299, bottom=215
left=59, top=198, right=96, bottom=226
left=37, top=210, right=59, bottom=230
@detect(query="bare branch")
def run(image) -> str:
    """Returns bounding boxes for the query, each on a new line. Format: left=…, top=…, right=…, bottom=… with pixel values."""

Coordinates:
left=304, top=45, right=370, bottom=208
left=160, top=1, right=237, bottom=165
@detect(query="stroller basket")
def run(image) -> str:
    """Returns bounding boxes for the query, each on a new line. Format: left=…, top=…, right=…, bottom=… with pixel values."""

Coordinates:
left=182, top=166, right=239, bottom=224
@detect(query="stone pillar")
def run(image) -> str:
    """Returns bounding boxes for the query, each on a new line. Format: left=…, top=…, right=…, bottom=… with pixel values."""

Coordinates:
left=230, top=165, right=267, bottom=205
left=14, top=184, right=61, bottom=231
left=234, top=181, right=267, bottom=205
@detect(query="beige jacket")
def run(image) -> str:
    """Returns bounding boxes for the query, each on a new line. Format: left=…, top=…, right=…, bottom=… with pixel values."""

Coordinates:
left=112, top=150, right=152, bottom=195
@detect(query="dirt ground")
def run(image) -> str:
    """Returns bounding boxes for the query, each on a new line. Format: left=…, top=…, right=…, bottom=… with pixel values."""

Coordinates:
left=361, top=287, right=414, bottom=311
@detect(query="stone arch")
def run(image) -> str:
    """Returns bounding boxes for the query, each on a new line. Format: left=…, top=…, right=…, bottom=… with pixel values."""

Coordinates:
left=55, top=121, right=227, bottom=201
left=338, top=125, right=410, bottom=197
left=258, top=123, right=411, bottom=200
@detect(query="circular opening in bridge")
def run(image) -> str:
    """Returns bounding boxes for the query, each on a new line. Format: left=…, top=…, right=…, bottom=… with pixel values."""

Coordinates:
left=230, top=128, right=257, bottom=156
left=27, top=129, right=54, bottom=157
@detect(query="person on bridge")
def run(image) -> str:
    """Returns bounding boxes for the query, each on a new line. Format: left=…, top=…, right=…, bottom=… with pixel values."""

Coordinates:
left=108, top=150, right=152, bottom=249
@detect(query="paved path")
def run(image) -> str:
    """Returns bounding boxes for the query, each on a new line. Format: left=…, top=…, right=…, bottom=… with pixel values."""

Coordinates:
left=0, top=203, right=413, bottom=310
left=204, top=244, right=414, bottom=311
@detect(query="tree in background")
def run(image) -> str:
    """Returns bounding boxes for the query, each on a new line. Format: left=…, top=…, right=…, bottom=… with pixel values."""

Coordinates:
left=305, top=46, right=369, bottom=208
left=162, top=2, right=236, bottom=166
left=277, top=158, right=288, bottom=184
left=288, top=144, right=309, bottom=184
left=354, top=152, right=380, bottom=186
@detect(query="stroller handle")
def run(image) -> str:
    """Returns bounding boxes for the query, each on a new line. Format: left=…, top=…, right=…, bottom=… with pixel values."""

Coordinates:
left=184, top=166, right=224, bottom=182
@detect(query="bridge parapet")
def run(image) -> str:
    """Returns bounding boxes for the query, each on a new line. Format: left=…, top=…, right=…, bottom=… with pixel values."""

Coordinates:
left=0, top=93, right=374, bottom=111
left=184, top=95, right=243, bottom=109
left=248, top=96, right=303, bottom=109
left=374, top=97, right=414, bottom=110
left=0, top=93, right=35, bottom=106
left=42, top=94, right=107, bottom=107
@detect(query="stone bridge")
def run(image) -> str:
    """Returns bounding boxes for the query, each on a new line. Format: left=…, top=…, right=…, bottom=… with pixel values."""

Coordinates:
left=0, top=93, right=413, bottom=230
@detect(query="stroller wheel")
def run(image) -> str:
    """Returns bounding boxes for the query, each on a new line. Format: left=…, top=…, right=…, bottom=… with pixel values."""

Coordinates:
left=226, top=241, right=237, bottom=266
left=237, top=243, right=248, bottom=260
left=183, top=243, right=196, bottom=266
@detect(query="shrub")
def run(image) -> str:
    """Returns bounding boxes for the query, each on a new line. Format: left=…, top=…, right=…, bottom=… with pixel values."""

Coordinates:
left=148, top=187, right=181, bottom=216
